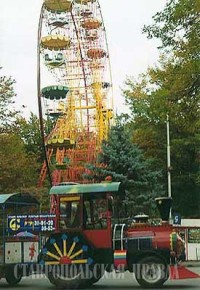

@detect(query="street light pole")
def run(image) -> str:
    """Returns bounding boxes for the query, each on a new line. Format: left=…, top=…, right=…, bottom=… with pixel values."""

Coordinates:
left=167, top=114, right=171, bottom=198
left=166, top=114, right=172, bottom=222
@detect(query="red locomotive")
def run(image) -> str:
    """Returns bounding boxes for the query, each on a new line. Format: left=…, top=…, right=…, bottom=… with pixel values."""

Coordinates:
left=38, top=181, right=190, bottom=288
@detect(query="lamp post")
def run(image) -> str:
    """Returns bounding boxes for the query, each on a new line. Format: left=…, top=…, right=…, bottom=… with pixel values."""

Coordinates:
left=167, top=114, right=171, bottom=198
left=166, top=114, right=172, bottom=222
left=154, top=114, right=173, bottom=224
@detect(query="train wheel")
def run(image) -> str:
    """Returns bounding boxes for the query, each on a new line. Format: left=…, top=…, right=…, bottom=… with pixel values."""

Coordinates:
left=5, top=266, right=22, bottom=286
left=40, top=233, right=96, bottom=288
left=47, top=264, right=85, bottom=289
left=47, top=261, right=103, bottom=289
left=135, top=256, right=168, bottom=288
left=83, top=264, right=105, bottom=287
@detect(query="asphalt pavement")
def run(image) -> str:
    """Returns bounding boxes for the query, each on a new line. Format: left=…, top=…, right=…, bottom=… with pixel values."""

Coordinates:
left=0, top=268, right=200, bottom=290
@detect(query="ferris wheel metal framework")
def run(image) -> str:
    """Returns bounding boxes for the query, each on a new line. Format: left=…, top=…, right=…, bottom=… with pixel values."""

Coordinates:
left=37, top=0, right=113, bottom=187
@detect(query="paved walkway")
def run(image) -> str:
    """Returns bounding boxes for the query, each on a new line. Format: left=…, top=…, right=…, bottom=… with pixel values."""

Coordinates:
left=183, top=261, right=200, bottom=267
left=181, top=261, right=200, bottom=276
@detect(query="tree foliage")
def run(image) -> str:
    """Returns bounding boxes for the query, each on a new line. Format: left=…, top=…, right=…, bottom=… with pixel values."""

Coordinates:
left=0, top=69, right=49, bottom=198
left=0, top=133, right=39, bottom=193
left=143, top=0, right=200, bottom=56
left=13, top=113, right=44, bottom=161
left=86, top=115, right=164, bottom=217
left=123, top=0, right=200, bottom=217
left=0, top=68, right=20, bottom=133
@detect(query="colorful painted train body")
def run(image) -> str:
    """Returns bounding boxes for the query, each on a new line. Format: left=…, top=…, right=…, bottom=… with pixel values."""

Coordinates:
left=1, top=182, right=199, bottom=288
left=37, top=182, right=197, bottom=289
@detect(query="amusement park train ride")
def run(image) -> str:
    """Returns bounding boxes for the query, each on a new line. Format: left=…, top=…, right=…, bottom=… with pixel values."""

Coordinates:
left=1, top=0, right=200, bottom=289
left=1, top=183, right=200, bottom=288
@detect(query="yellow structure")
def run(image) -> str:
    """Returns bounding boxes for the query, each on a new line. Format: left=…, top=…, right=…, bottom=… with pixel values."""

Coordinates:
left=38, top=0, right=113, bottom=186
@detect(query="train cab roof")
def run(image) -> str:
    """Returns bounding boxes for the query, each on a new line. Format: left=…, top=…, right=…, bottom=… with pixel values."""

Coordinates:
left=49, top=182, right=125, bottom=196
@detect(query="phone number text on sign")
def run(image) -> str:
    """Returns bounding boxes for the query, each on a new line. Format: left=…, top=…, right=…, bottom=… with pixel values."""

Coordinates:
left=7, top=214, right=56, bottom=233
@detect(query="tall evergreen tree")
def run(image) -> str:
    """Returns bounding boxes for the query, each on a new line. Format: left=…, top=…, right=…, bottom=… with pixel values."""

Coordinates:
left=86, top=115, right=164, bottom=217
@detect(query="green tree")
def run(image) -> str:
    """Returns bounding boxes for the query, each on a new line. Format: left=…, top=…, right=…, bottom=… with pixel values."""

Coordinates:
left=86, top=115, right=164, bottom=217
left=0, top=133, right=39, bottom=193
left=0, top=70, right=50, bottom=208
left=14, top=113, right=44, bottom=159
left=123, top=0, right=200, bottom=217
left=0, top=68, right=20, bottom=133
left=143, top=0, right=200, bottom=56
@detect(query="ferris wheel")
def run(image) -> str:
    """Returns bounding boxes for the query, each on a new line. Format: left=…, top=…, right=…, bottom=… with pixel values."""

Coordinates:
left=37, top=0, right=113, bottom=187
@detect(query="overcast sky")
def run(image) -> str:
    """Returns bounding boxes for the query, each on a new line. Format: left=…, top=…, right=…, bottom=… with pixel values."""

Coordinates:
left=0, top=0, right=166, bottom=116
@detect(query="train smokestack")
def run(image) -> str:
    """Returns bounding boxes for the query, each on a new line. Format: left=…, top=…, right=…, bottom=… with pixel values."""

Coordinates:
left=155, top=197, right=172, bottom=222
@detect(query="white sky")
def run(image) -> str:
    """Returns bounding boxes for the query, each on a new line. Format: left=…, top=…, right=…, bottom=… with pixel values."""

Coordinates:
left=0, top=0, right=166, bottom=116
